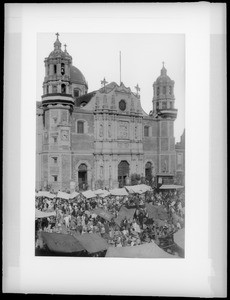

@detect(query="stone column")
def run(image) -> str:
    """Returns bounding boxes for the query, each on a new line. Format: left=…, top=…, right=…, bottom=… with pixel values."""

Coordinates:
left=57, top=63, right=61, bottom=76
left=49, top=64, right=53, bottom=76
left=45, top=64, right=49, bottom=76
left=65, top=64, right=69, bottom=76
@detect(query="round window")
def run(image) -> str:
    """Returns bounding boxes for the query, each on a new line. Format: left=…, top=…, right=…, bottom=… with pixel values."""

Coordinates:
left=119, top=99, right=126, bottom=111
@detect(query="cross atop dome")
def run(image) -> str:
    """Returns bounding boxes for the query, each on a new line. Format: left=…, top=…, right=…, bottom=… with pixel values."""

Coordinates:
left=101, top=77, right=108, bottom=87
left=161, top=61, right=167, bottom=76
left=54, top=32, right=61, bottom=50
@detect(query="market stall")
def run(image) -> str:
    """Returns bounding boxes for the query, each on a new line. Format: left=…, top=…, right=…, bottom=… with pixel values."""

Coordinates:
left=173, top=228, right=185, bottom=250
left=35, top=209, right=56, bottom=219
left=114, top=206, right=136, bottom=226
left=56, top=191, right=70, bottom=200
left=40, top=232, right=85, bottom=254
left=81, top=190, right=97, bottom=199
left=73, top=233, right=109, bottom=254
left=109, top=188, right=129, bottom=196
left=106, top=242, right=177, bottom=258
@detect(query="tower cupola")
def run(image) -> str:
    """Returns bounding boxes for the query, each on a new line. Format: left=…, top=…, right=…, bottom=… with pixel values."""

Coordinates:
left=42, top=33, right=74, bottom=109
left=152, top=63, right=177, bottom=120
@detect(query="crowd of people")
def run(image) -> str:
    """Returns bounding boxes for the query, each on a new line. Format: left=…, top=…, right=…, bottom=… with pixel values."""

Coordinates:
left=35, top=187, right=185, bottom=256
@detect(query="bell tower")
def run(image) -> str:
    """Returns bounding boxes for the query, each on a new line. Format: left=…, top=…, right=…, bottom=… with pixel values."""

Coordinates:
left=41, top=33, right=74, bottom=191
left=152, top=62, right=177, bottom=118
left=42, top=32, right=73, bottom=100
left=152, top=63, right=178, bottom=185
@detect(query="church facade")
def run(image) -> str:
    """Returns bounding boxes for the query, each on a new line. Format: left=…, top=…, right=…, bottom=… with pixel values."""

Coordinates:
left=36, top=34, right=178, bottom=192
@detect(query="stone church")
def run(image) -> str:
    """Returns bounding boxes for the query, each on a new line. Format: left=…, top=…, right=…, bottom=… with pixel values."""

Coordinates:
left=36, top=34, right=178, bottom=192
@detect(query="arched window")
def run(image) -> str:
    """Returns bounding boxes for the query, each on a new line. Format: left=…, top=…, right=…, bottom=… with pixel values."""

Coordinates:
left=61, top=84, right=66, bottom=94
left=163, top=86, right=166, bottom=95
left=61, top=63, right=65, bottom=75
left=74, top=88, right=80, bottom=98
left=170, top=101, right=173, bottom=109
left=78, top=163, right=88, bottom=190
left=53, top=85, right=57, bottom=93
left=157, top=87, right=160, bottom=96
left=78, top=163, right=87, bottom=171
left=162, top=101, right=167, bottom=109
left=77, top=121, right=84, bottom=134
left=144, top=126, right=149, bottom=137
left=118, top=160, right=130, bottom=187
left=54, top=64, right=57, bottom=74
left=46, top=85, right=49, bottom=94
left=145, top=162, right=152, bottom=181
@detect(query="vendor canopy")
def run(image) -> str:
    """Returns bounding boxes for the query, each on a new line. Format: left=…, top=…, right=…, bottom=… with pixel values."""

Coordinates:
left=125, top=184, right=151, bottom=194
left=109, top=188, right=128, bottom=196
left=69, top=191, right=79, bottom=199
left=41, top=232, right=85, bottom=253
left=37, top=191, right=56, bottom=199
left=35, top=209, right=56, bottom=219
left=114, top=206, right=136, bottom=226
left=174, top=228, right=185, bottom=250
left=94, top=189, right=111, bottom=198
left=73, top=233, right=109, bottom=253
left=106, top=242, right=177, bottom=258
left=91, top=208, right=114, bottom=222
left=145, top=203, right=169, bottom=220
left=57, top=191, right=70, bottom=200
left=81, top=190, right=97, bottom=199
left=159, top=184, right=184, bottom=190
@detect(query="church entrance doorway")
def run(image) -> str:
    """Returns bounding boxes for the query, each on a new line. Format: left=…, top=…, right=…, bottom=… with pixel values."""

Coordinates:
left=78, top=163, right=88, bottom=191
left=118, top=160, right=130, bottom=187
left=145, top=161, right=152, bottom=183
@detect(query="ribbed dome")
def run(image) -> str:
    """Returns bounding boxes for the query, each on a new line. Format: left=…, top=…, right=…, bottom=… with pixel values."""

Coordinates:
left=70, top=65, right=87, bottom=86
left=48, top=49, right=68, bottom=59
left=156, top=65, right=172, bottom=83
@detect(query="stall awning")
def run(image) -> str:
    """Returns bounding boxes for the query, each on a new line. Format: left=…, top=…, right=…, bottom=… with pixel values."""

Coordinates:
left=57, top=191, right=70, bottom=200
left=125, top=184, right=152, bottom=194
left=114, top=206, right=136, bottom=226
left=37, top=191, right=56, bottom=199
left=138, top=184, right=152, bottom=193
left=145, top=203, right=159, bottom=220
left=174, top=228, right=185, bottom=250
left=94, top=189, right=111, bottom=198
left=91, top=208, right=114, bottom=222
left=81, top=190, right=97, bottom=199
left=159, top=185, right=184, bottom=190
left=73, top=233, right=109, bottom=253
left=106, top=242, right=177, bottom=258
left=41, top=232, right=85, bottom=253
left=69, top=191, right=80, bottom=199
left=35, top=209, right=56, bottom=219
left=109, top=188, right=128, bottom=196
left=145, top=203, right=169, bottom=220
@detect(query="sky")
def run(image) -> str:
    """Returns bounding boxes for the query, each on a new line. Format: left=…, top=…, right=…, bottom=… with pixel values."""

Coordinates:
left=37, top=33, right=185, bottom=142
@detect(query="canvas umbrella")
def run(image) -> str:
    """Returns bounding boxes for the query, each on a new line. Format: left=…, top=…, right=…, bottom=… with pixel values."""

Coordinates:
left=174, top=228, right=185, bottom=250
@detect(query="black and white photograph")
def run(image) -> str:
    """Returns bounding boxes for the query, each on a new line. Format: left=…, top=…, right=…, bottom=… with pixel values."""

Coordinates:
left=35, top=32, right=185, bottom=258
left=3, top=3, right=227, bottom=297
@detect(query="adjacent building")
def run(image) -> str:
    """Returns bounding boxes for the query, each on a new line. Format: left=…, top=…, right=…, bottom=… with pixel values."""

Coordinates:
left=175, top=129, right=185, bottom=186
